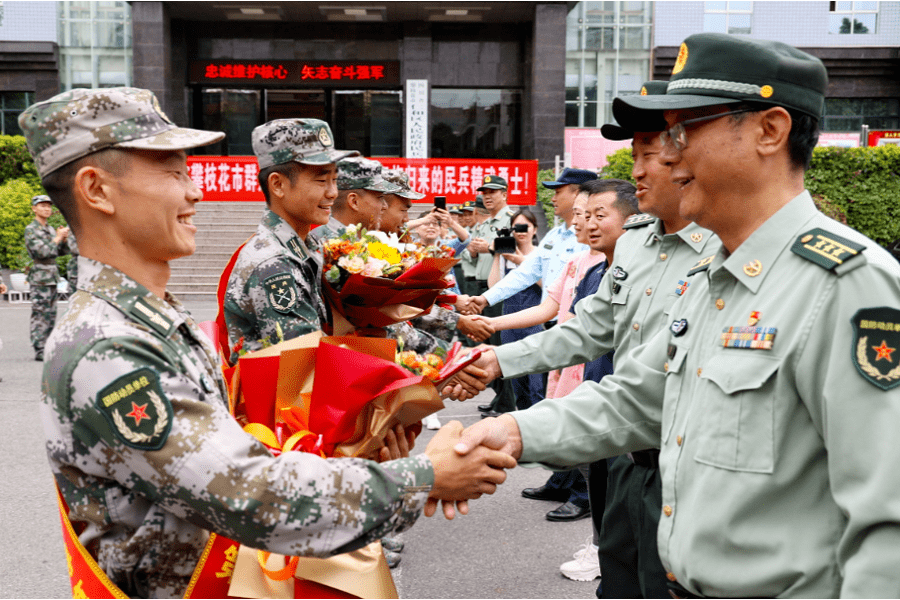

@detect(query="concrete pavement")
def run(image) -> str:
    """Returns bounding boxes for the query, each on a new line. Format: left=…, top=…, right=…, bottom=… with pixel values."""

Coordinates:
left=0, top=299, right=600, bottom=599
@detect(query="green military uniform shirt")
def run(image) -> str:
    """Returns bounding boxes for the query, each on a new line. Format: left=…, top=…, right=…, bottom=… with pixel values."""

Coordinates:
left=41, top=258, right=433, bottom=598
left=24, top=219, right=69, bottom=286
left=474, top=209, right=513, bottom=281
left=495, top=218, right=719, bottom=376
left=224, top=209, right=328, bottom=362
left=512, top=191, right=900, bottom=597
left=459, top=225, right=478, bottom=279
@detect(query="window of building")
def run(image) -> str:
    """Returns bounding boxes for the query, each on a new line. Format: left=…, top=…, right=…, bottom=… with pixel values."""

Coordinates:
left=703, top=1, right=753, bottom=35
left=59, top=0, right=132, bottom=90
left=823, top=98, right=899, bottom=132
left=0, top=91, right=33, bottom=135
left=828, top=1, right=878, bottom=34
left=430, top=89, right=521, bottom=159
left=566, top=1, right=652, bottom=128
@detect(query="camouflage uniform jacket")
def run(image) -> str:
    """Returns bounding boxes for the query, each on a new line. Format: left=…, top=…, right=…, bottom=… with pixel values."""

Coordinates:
left=411, top=305, right=460, bottom=343
left=224, top=209, right=328, bottom=363
left=307, top=216, right=346, bottom=246
left=41, top=258, right=434, bottom=598
left=24, top=219, right=69, bottom=286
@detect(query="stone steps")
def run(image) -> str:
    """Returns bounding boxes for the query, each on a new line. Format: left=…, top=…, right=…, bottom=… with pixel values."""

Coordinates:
left=168, top=201, right=262, bottom=300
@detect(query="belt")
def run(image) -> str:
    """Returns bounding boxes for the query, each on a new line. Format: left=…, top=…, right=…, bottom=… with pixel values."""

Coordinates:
left=33, top=257, right=56, bottom=265
left=668, top=582, right=704, bottom=599
left=628, top=449, right=660, bottom=468
left=465, top=276, right=477, bottom=282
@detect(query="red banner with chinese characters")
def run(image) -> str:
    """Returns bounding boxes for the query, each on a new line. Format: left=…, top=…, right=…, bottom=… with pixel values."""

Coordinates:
left=187, top=156, right=539, bottom=205
left=868, top=130, right=900, bottom=147
left=374, top=158, right=538, bottom=205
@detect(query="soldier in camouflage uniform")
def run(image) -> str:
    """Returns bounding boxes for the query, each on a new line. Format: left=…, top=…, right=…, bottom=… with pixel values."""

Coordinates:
left=24, top=194, right=71, bottom=360
left=307, top=156, right=397, bottom=245
left=66, top=231, right=79, bottom=291
left=223, top=119, right=359, bottom=363
left=21, top=87, right=514, bottom=598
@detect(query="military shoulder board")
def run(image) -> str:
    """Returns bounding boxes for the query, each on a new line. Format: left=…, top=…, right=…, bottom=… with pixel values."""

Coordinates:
left=791, top=228, right=865, bottom=272
left=622, top=213, right=655, bottom=229
left=686, top=255, right=715, bottom=277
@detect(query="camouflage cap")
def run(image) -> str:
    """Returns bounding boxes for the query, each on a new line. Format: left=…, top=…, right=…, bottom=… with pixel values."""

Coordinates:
left=477, top=174, right=507, bottom=191
left=382, top=168, right=426, bottom=200
left=31, top=194, right=52, bottom=206
left=19, top=87, right=225, bottom=179
left=337, top=157, right=401, bottom=192
left=252, top=119, right=358, bottom=169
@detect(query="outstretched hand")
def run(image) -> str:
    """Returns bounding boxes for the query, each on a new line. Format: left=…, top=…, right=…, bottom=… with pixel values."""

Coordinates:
left=442, top=346, right=502, bottom=400
left=423, top=420, right=517, bottom=519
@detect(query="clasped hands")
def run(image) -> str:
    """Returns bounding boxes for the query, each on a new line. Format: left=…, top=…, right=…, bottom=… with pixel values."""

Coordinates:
left=423, top=416, right=522, bottom=519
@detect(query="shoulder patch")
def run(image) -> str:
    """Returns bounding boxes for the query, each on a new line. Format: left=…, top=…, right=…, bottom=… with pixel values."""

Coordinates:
left=791, top=228, right=865, bottom=271
left=851, top=307, right=900, bottom=390
left=97, top=368, right=173, bottom=450
left=687, top=255, right=715, bottom=277
left=622, top=213, right=655, bottom=229
left=264, top=272, right=299, bottom=314
left=130, top=298, right=175, bottom=337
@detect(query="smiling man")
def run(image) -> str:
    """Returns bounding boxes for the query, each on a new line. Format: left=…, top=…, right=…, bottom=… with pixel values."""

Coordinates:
left=455, top=34, right=900, bottom=598
left=224, top=119, right=358, bottom=361
left=23, top=89, right=516, bottom=598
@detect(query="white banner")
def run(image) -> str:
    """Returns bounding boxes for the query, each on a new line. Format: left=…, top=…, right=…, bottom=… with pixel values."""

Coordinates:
left=405, top=79, right=429, bottom=159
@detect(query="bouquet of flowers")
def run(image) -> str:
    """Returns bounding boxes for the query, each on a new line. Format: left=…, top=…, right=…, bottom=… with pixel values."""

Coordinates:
left=320, top=225, right=458, bottom=332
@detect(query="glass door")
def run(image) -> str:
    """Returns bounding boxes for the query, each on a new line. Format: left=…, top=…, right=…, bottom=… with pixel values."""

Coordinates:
left=333, top=90, right=402, bottom=157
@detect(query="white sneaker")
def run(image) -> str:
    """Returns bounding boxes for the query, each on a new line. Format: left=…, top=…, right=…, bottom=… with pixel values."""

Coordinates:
left=560, top=537, right=601, bottom=581
left=424, top=414, right=441, bottom=430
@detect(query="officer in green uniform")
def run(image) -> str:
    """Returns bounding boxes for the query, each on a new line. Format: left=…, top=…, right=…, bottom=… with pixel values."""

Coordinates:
left=453, top=33, right=900, bottom=598
left=23, top=194, right=71, bottom=360
left=223, top=119, right=358, bottom=362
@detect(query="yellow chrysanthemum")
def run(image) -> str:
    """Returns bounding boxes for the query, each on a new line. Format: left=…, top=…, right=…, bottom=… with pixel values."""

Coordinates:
left=368, top=242, right=402, bottom=264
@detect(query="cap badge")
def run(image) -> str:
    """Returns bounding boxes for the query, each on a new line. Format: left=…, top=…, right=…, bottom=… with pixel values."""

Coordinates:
left=672, top=43, right=688, bottom=75
left=640, top=86, right=648, bottom=96
left=485, top=175, right=492, bottom=183
left=318, top=127, right=332, bottom=147
left=743, top=260, right=763, bottom=277
left=760, top=85, right=774, bottom=98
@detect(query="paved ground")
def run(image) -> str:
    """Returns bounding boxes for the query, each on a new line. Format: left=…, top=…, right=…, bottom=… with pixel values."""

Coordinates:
left=0, top=299, right=599, bottom=599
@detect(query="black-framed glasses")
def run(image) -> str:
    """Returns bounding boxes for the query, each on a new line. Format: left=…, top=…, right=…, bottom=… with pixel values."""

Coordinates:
left=659, top=108, right=757, bottom=152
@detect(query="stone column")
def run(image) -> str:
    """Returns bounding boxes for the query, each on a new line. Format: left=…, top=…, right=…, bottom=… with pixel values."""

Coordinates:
left=131, top=2, right=186, bottom=125
left=526, top=3, right=566, bottom=169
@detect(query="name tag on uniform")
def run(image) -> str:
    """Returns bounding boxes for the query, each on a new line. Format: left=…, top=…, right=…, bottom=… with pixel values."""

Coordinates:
left=544, top=243, right=554, bottom=250
left=720, top=326, right=777, bottom=350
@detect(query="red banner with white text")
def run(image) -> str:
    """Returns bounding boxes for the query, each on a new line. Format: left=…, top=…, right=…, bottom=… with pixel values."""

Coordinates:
left=186, top=156, right=539, bottom=205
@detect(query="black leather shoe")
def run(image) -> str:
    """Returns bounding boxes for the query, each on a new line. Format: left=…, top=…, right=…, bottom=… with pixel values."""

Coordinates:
left=480, top=409, right=502, bottom=419
left=35, top=352, right=43, bottom=362
left=477, top=404, right=494, bottom=413
left=546, top=501, right=591, bottom=522
left=521, top=484, right=570, bottom=502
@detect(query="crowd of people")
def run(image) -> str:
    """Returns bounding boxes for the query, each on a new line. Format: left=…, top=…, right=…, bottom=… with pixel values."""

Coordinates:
left=14, top=31, right=900, bottom=599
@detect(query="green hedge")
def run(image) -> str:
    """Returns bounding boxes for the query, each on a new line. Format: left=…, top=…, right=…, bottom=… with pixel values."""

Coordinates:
left=0, top=177, right=70, bottom=274
left=0, top=135, right=40, bottom=187
left=598, top=145, right=900, bottom=246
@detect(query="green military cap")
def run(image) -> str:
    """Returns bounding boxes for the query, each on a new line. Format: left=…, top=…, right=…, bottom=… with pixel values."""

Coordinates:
left=602, top=80, right=669, bottom=140
left=459, top=200, right=474, bottom=212
left=449, top=206, right=462, bottom=215
left=477, top=174, right=507, bottom=191
left=382, top=168, right=426, bottom=200
left=253, top=118, right=358, bottom=169
left=473, top=196, right=487, bottom=210
left=618, top=33, right=828, bottom=119
left=31, top=194, right=52, bottom=206
left=19, top=87, right=224, bottom=179
left=337, top=156, right=401, bottom=192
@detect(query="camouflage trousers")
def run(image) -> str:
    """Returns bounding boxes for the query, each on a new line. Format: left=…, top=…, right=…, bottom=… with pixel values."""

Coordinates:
left=30, top=285, right=58, bottom=354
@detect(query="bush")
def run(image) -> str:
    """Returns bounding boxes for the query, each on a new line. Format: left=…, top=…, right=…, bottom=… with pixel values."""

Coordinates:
left=599, top=147, right=636, bottom=184
left=536, top=168, right=556, bottom=225
left=0, top=135, right=40, bottom=187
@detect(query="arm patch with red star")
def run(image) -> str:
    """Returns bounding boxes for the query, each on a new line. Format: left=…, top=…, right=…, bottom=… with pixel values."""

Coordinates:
left=96, top=368, right=173, bottom=450
left=851, top=307, right=900, bottom=391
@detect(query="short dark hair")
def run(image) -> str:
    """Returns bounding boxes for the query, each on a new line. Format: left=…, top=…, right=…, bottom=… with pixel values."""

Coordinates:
left=257, top=161, right=301, bottom=205
left=40, top=147, right=132, bottom=233
left=730, top=103, right=819, bottom=172
left=580, top=178, right=639, bottom=218
left=510, top=208, right=537, bottom=228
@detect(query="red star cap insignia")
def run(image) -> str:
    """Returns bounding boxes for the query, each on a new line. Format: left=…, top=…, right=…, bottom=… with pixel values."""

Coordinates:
left=872, top=340, right=896, bottom=363
left=126, top=402, right=150, bottom=426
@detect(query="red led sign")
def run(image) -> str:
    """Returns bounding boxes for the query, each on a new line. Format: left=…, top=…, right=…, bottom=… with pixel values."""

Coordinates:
left=189, top=61, right=399, bottom=88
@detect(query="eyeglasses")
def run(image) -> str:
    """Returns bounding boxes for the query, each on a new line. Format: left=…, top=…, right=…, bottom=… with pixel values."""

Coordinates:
left=659, top=108, right=757, bottom=152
